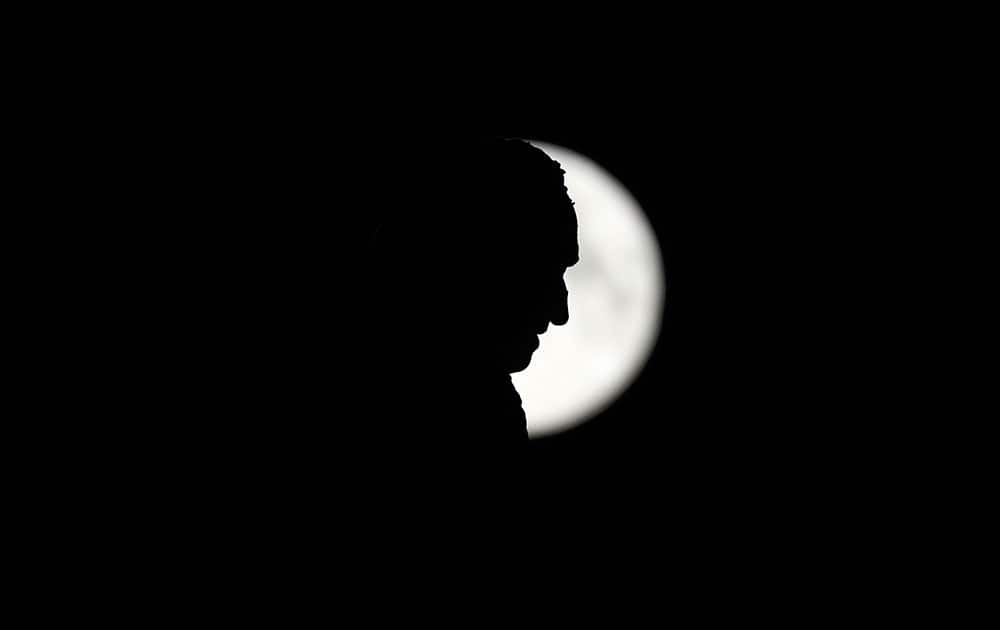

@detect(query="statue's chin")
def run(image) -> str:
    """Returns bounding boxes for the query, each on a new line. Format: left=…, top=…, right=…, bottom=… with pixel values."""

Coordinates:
left=507, top=356, right=531, bottom=374
left=503, top=343, right=537, bottom=374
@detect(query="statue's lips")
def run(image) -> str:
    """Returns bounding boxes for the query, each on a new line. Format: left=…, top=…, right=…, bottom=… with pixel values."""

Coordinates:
left=508, top=334, right=539, bottom=352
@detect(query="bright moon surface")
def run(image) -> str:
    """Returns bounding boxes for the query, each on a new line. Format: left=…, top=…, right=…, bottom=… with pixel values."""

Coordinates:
left=513, top=142, right=666, bottom=438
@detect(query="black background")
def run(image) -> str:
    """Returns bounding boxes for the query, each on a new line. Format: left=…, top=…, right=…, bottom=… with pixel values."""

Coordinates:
left=102, top=68, right=891, bottom=534
left=126, top=101, right=841, bottom=500
left=41, top=22, right=967, bottom=607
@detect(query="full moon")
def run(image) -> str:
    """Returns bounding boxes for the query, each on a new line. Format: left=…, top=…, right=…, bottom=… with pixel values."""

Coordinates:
left=513, top=142, right=666, bottom=438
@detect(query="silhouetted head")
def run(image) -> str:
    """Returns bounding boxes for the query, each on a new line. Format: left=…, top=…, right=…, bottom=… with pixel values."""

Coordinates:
left=372, top=137, right=578, bottom=374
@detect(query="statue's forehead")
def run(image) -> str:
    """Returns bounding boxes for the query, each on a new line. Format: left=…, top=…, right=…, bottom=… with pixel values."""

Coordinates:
left=516, top=216, right=578, bottom=269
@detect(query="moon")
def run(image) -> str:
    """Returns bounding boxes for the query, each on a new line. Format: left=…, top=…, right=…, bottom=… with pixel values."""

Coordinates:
left=512, top=141, right=666, bottom=439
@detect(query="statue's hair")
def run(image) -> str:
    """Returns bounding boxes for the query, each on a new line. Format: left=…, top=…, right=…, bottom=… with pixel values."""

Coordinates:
left=371, top=136, right=574, bottom=266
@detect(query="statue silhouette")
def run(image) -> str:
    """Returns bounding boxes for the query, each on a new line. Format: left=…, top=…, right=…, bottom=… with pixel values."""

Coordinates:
left=362, top=137, right=579, bottom=464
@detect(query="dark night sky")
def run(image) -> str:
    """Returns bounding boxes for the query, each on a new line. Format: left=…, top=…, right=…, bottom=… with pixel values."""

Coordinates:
left=128, top=77, right=883, bottom=518
left=67, top=34, right=952, bottom=597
